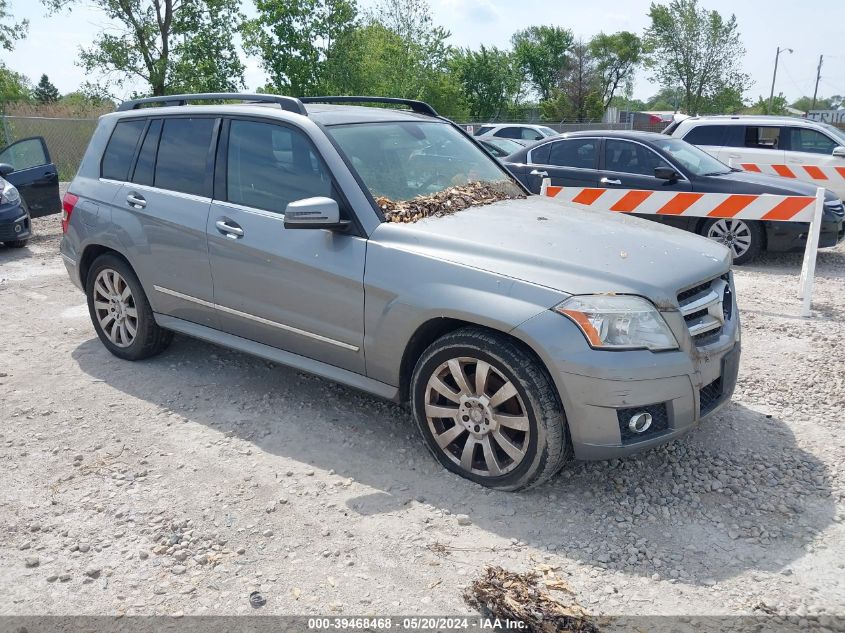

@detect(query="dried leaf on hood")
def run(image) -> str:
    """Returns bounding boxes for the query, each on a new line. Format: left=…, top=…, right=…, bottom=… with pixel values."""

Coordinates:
left=377, top=180, right=526, bottom=224
left=463, top=566, right=600, bottom=633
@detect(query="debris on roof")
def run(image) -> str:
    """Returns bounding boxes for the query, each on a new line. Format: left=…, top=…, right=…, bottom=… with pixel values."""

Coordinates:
left=463, top=565, right=601, bottom=633
left=376, top=180, right=526, bottom=223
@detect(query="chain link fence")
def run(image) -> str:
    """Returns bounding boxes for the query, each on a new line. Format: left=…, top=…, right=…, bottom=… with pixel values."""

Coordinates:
left=1, top=115, right=99, bottom=181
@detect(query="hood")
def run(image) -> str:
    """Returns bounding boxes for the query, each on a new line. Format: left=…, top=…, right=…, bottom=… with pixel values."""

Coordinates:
left=713, top=170, right=839, bottom=202
left=371, top=196, right=731, bottom=308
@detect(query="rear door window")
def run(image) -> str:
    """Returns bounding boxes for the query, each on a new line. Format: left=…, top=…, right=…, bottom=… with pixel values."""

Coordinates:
left=548, top=139, right=598, bottom=169
left=154, top=118, right=216, bottom=197
left=786, top=127, right=838, bottom=154
left=101, top=119, right=146, bottom=181
left=744, top=126, right=781, bottom=150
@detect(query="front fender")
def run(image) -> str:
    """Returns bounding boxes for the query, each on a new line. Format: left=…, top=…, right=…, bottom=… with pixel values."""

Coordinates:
left=363, top=240, right=566, bottom=386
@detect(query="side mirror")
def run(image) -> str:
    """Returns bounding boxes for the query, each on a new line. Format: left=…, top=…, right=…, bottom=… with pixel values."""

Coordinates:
left=654, top=166, right=680, bottom=181
left=832, top=146, right=845, bottom=158
left=283, top=196, right=350, bottom=231
left=0, top=163, right=14, bottom=177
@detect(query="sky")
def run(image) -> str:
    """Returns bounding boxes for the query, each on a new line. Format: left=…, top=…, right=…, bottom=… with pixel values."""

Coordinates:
left=5, top=0, right=845, bottom=105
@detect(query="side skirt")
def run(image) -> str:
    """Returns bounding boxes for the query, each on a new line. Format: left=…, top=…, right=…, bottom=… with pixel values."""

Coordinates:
left=154, top=313, right=400, bottom=402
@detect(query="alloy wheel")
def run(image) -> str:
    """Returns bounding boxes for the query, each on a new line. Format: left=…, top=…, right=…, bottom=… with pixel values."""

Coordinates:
left=424, top=356, right=530, bottom=477
left=707, top=218, right=753, bottom=259
left=92, top=269, right=138, bottom=348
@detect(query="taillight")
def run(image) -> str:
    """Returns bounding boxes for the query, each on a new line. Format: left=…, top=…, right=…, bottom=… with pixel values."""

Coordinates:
left=61, top=192, right=79, bottom=233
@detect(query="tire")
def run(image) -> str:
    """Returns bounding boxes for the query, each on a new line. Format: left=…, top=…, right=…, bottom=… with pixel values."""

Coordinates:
left=700, top=218, right=764, bottom=265
left=85, top=253, right=173, bottom=361
left=410, top=327, right=570, bottom=491
left=3, top=239, right=28, bottom=248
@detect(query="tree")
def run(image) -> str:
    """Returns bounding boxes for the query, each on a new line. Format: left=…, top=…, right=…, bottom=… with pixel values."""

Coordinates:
left=791, top=95, right=844, bottom=113
left=559, top=39, right=603, bottom=121
left=589, top=31, right=642, bottom=111
left=645, top=0, right=750, bottom=114
left=34, top=74, right=60, bottom=103
left=744, top=94, right=788, bottom=116
left=366, top=0, right=452, bottom=100
left=0, top=0, right=27, bottom=52
left=0, top=64, right=30, bottom=103
left=450, top=46, right=520, bottom=120
left=511, top=26, right=573, bottom=102
left=43, top=0, right=245, bottom=97
left=243, top=0, right=357, bottom=96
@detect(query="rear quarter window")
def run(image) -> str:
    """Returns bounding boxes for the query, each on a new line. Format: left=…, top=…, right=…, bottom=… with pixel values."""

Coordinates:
left=101, top=119, right=146, bottom=181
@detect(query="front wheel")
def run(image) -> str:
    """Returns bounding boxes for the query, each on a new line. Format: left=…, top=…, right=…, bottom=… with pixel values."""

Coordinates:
left=3, top=239, right=28, bottom=248
left=701, top=218, right=764, bottom=265
left=410, top=327, right=570, bottom=491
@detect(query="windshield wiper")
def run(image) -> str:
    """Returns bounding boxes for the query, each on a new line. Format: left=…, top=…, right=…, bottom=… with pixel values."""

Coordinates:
left=703, top=171, right=732, bottom=176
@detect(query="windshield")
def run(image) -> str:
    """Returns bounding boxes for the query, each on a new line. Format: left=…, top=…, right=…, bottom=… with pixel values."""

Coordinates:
left=539, top=126, right=557, bottom=137
left=819, top=122, right=845, bottom=145
left=650, top=137, right=732, bottom=176
left=327, top=121, right=522, bottom=203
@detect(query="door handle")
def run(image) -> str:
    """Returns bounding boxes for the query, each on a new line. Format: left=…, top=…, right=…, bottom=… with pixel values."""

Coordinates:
left=529, top=169, right=548, bottom=177
left=215, top=219, right=244, bottom=239
left=126, top=193, right=146, bottom=208
left=600, top=177, right=622, bottom=185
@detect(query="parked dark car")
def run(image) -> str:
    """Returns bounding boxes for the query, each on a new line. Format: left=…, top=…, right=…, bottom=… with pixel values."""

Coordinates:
left=0, top=136, right=61, bottom=218
left=504, top=130, right=845, bottom=264
left=0, top=172, right=30, bottom=247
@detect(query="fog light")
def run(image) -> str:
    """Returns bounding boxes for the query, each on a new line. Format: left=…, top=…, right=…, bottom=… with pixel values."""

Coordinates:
left=628, top=412, right=652, bottom=434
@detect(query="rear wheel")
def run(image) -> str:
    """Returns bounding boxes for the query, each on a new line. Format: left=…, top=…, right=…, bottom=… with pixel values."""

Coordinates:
left=410, top=327, right=570, bottom=491
left=701, top=218, right=764, bottom=265
left=85, top=253, right=173, bottom=360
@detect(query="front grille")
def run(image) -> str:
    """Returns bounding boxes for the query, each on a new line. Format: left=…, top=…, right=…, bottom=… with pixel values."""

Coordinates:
left=616, top=403, right=670, bottom=445
left=677, top=274, right=731, bottom=346
left=699, top=376, right=724, bottom=417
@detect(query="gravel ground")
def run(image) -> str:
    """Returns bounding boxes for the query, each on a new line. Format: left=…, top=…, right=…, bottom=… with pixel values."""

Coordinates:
left=1, top=214, right=844, bottom=624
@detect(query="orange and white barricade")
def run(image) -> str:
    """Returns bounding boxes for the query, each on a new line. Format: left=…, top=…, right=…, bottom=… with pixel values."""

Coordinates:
left=539, top=179, right=826, bottom=317
left=732, top=161, right=845, bottom=186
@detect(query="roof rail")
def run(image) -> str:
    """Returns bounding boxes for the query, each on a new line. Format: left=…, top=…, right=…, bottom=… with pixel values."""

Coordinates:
left=117, top=93, right=307, bottom=115
left=299, top=96, right=439, bottom=117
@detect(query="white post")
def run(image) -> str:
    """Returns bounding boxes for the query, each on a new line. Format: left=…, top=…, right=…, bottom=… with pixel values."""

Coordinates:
left=798, top=187, right=825, bottom=317
left=540, top=177, right=551, bottom=197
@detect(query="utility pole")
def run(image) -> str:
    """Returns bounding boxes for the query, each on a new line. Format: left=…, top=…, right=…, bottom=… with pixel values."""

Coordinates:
left=769, top=46, right=793, bottom=113
left=811, top=55, right=824, bottom=111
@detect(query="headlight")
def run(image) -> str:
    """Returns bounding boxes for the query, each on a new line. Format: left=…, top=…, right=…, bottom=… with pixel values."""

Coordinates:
left=0, top=179, right=20, bottom=205
left=555, top=295, right=679, bottom=351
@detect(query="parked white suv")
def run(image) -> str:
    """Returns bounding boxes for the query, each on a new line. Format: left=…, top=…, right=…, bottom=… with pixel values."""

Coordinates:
left=666, top=115, right=845, bottom=199
left=474, top=123, right=558, bottom=142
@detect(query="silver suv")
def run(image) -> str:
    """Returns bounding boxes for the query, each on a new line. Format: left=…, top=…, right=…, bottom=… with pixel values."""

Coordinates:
left=60, top=93, right=741, bottom=491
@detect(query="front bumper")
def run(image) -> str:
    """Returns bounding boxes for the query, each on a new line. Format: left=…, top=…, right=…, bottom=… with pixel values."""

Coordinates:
left=0, top=203, right=31, bottom=242
left=765, top=215, right=844, bottom=251
left=514, top=285, right=740, bottom=460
